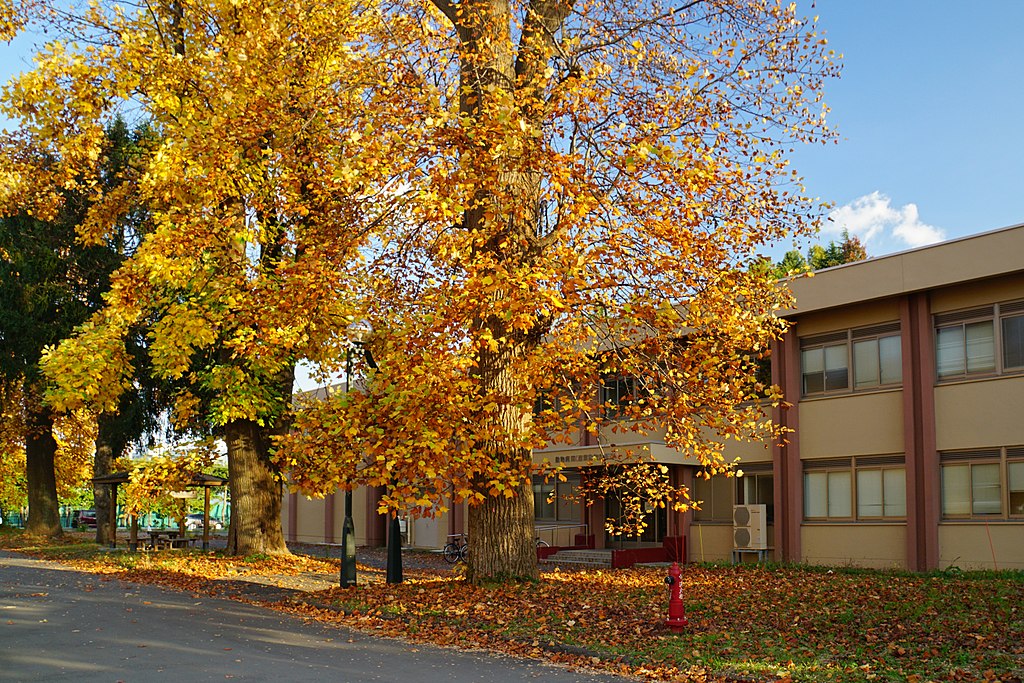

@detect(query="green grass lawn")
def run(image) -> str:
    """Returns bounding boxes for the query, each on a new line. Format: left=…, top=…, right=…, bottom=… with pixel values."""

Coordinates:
left=323, top=562, right=1024, bottom=682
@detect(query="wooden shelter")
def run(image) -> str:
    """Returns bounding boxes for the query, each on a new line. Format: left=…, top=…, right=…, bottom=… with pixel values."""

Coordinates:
left=92, top=471, right=228, bottom=550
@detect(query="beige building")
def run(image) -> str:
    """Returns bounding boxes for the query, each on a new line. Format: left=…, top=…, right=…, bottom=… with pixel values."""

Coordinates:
left=769, top=222, right=1024, bottom=571
left=283, top=223, right=1024, bottom=571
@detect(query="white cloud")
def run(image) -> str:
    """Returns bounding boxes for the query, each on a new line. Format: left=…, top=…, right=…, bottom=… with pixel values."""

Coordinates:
left=827, top=192, right=945, bottom=250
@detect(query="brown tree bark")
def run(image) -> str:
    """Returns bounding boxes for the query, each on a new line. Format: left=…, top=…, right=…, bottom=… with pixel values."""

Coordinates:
left=93, top=414, right=116, bottom=545
left=467, top=307, right=542, bottom=582
left=467, top=472, right=538, bottom=582
left=225, top=417, right=289, bottom=557
left=24, top=406, right=62, bottom=539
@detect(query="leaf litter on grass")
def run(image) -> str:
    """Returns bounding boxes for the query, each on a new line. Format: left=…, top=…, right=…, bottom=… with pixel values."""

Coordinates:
left=3, top=532, right=1022, bottom=682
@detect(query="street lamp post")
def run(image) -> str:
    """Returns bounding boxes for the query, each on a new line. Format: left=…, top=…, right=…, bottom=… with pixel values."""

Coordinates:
left=340, top=487, right=356, bottom=587
left=340, top=344, right=357, bottom=588
left=345, top=320, right=403, bottom=585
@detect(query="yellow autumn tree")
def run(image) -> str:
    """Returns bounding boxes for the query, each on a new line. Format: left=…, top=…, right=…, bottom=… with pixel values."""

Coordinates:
left=2, top=0, right=409, bottom=554
left=280, top=0, right=840, bottom=582
left=0, top=381, right=95, bottom=522
left=120, top=440, right=218, bottom=528
left=0, top=380, right=28, bottom=522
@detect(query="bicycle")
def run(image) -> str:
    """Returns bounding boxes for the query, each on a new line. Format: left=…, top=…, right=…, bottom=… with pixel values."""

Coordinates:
left=443, top=533, right=469, bottom=564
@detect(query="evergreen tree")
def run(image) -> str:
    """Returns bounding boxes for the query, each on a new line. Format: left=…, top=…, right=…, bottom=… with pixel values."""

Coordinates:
left=0, top=118, right=156, bottom=538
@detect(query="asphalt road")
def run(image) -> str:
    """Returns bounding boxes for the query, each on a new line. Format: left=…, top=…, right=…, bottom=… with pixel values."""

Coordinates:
left=0, top=550, right=632, bottom=683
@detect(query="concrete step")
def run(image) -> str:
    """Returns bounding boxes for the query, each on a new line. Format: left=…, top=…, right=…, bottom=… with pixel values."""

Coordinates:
left=540, top=549, right=613, bottom=568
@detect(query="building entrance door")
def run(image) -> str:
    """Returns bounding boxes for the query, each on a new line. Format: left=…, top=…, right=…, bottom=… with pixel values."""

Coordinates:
left=605, top=493, right=667, bottom=547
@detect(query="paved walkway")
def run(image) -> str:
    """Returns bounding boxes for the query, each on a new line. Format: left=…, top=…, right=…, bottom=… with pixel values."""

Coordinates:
left=0, top=550, right=632, bottom=682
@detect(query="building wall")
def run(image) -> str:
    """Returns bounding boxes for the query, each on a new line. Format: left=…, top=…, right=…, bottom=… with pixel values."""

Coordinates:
left=284, top=488, right=392, bottom=548
left=934, top=376, right=1024, bottom=450
left=777, top=229, right=1024, bottom=572
left=930, top=272, right=1024, bottom=314
left=285, top=490, right=340, bottom=545
left=798, top=390, right=904, bottom=458
left=687, top=523, right=733, bottom=563
left=721, top=435, right=774, bottom=464
left=938, top=523, right=1024, bottom=571
left=792, top=299, right=901, bottom=337
left=408, top=514, right=448, bottom=550
left=802, top=523, right=907, bottom=569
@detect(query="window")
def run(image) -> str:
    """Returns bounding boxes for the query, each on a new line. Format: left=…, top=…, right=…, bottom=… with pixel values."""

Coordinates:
left=854, top=334, right=902, bottom=389
left=856, top=464, right=906, bottom=518
left=533, top=479, right=555, bottom=519
left=532, top=474, right=581, bottom=522
left=601, top=376, right=636, bottom=418
left=804, top=456, right=906, bottom=521
left=804, top=469, right=851, bottom=518
left=935, top=301, right=1024, bottom=380
left=936, top=316, right=995, bottom=379
left=801, top=323, right=901, bottom=397
left=1010, top=461, right=1024, bottom=516
left=1002, top=305, right=1024, bottom=370
left=737, top=468, right=774, bottom=522
left=533, top=390, right=562, bottom=416
left=801, top=343, right=848, bottom=394
left=941, top=447, right=1024, bottom=519
left=692, top=472, right=732, bottom=522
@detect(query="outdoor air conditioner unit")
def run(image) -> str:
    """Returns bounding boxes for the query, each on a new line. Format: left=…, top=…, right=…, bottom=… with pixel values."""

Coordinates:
left=733, top=504, right=767, bottom=550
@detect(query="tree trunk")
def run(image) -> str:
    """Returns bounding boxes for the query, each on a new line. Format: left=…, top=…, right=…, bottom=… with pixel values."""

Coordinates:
left=224, top=418, right=289, bottom=556
left=24, top=406, right=62, bottom=539
left=465, top=334, right=541, bottom=582
left=467, top=473, right=537, bottom=582
left=467, top=330, right=541, bottom=582
left=93, top=415, right=116, bottom=545
left=444, top=0, right=566, bottom=582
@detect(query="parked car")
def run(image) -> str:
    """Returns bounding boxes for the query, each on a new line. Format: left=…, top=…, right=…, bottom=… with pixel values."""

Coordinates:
left=184, top=513, right=224, bottom=531
left=71, top=509, right=97, bottom=529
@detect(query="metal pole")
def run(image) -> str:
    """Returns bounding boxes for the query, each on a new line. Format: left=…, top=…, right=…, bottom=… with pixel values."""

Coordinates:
left=386, top=512, right=403, bottom=584
left=341, top=347, right=357, bottom=588
left=202, top=487, right=211, bottom=551
left=360, top=346, right=403, bottom=585
left=341, top=490, right=356, bottom=587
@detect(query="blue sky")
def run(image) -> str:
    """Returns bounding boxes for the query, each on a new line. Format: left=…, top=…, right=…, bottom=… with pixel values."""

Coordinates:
left=787, top=0, right=1024, bottom=258
left=2, top=1, right=1022, bottom=260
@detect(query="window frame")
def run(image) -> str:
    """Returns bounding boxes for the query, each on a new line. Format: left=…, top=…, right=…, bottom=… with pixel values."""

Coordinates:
left=855, top=463, right=907, bottom=519
left=600, top=375, right=636, bottom=419
left=934, top=300, right=1024, bottom=382
left=803, top=456, right=906, bottom=522
left=934, top=309, right=996, bottom=380
left=800, top=323, right=902, bottom=398
left=736, top=467, right=774, bottom=523
left=692, top=471, right=733, bottom=523
left=532, top=473, right=582, bottom=523
left=804, top=465, right=852, bottom=520
left=853, top=332, right=903, bottom=390
left=1000, top=303, right=1024, bottom=371
left=940, top=447, right=1024, bottom=520
left=801, top=341, right=849, bottom=395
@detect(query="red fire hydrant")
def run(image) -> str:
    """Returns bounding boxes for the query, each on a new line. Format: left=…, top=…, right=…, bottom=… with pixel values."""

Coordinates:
left=664, top=562, right=688, bottom=632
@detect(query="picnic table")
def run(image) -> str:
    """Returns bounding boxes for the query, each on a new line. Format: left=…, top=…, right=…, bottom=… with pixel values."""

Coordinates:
left=143, top=529, right=198, bottom=550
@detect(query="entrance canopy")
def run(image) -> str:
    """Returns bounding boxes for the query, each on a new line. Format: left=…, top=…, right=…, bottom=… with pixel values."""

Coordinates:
left=533, top=442, right=706, bottom=467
